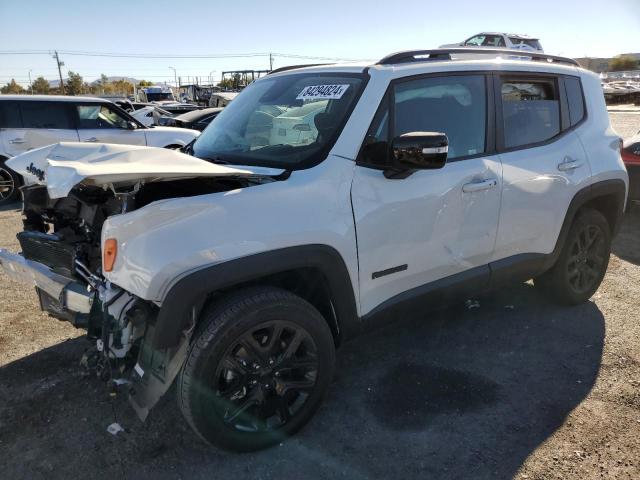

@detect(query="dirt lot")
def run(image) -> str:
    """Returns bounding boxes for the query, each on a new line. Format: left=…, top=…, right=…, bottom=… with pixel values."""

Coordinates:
left=0, top=114, right=639, bottom=479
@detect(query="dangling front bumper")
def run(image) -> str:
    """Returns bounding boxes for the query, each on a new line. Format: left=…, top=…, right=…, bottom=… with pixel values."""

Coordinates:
left=0, top=248, right=93, bottom=324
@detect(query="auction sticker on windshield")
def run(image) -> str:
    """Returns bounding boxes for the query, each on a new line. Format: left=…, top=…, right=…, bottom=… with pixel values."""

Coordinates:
left=296, top=84, right=350, bottom=100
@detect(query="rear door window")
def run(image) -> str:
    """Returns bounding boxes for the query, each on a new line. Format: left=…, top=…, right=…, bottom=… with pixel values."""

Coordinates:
left=501, top=77, right=560, bottom=149
left=0, top=102, right=23, bottom=128
left=21, top=102, right=73, bottom=129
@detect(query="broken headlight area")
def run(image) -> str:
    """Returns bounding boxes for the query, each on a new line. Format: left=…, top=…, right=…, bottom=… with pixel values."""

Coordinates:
left=16, top=180, right=251, bottom=418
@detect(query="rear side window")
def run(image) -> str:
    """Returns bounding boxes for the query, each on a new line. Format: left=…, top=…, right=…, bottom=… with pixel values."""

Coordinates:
left=21, top=102, right=73, bottom=129
left=0, top=102, right=22, bottom=128
left=564, top=77, right=585, bottom=126
left=501, top=78, right=560, bottom=149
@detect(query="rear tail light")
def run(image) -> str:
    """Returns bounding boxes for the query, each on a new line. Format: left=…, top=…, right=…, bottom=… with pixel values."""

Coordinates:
left=103, top=238, right=117, bottom=272
left=621, top=142, right=640, bottom=166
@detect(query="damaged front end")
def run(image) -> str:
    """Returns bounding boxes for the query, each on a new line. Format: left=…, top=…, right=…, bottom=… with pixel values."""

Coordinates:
left=0, top=143, right=285, bottom=419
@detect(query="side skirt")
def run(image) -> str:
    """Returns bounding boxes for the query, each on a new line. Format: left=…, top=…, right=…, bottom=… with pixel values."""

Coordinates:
left=360, top=253, right=549, bottom=332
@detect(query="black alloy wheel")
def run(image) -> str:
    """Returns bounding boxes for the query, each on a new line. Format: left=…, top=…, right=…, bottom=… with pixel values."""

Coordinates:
left=178, top=287, right=335, bottom=451
left=535, top=209, right=611, bottom=305
left=565, top=223, right=607, bottom=295
left=214, top=320, right=319, bottom=432
left=0, top=162, right=18, bottom=204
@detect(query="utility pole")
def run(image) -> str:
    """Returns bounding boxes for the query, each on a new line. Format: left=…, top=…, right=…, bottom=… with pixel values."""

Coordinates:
left=53, top=51, right=65, bottom=94
left=169, top=66, right=177, bottom=88
left=269, top=53, right=274, bottom=71
left=28, top=70, right=33, bottom=94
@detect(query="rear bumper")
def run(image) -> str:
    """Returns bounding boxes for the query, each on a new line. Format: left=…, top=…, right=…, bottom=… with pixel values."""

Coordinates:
left=0, top=248, right=93, bottom=316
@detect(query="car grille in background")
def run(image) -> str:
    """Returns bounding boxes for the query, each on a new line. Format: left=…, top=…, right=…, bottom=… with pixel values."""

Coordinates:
left=17, top=231, right=76, bottom=275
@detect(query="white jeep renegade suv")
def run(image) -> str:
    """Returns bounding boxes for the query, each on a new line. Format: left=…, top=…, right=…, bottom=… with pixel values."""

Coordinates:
left=0, top=95, right=200, bottom=204
left=0, top=49, right=627, bottom=451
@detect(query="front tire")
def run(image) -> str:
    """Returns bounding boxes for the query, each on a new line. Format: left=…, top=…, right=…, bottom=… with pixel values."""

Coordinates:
left=178, top=287, right=336, bottom=451
left=535, top=209, right=611, bottom=305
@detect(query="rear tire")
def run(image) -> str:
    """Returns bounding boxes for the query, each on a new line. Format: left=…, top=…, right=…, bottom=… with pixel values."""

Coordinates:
left=0, top=158, right=20, bottom=206
left=178, top=287, right=336, bottom=451
left=535, top=209, right=611, bottom=305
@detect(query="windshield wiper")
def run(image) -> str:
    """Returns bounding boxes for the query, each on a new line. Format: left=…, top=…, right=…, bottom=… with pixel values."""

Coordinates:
left=181, top=139, right=195, bottom=155
left=202, top=155, right=230, bottom=165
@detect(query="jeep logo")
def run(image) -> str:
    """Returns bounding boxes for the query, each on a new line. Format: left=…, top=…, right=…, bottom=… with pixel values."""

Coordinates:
left=26, top=162, right=45, bottom=181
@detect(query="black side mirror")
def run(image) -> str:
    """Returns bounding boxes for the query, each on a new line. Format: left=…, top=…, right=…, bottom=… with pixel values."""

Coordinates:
left=127, top=121, right=138, bottom=130
left=391, top=132, right=448, bottom=170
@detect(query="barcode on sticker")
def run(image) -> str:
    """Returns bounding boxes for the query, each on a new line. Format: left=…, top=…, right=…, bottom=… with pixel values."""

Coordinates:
left=296, top=84, right=350, bottom=100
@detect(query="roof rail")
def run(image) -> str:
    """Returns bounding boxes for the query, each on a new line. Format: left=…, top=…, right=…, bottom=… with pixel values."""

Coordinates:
left=377, top=48, right=579, bottom=67
left=268, top=63, right=330, bottom=75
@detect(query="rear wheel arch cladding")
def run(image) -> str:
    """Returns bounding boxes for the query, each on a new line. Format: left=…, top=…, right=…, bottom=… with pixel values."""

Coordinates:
left=543, top=179, right=626, bottom=273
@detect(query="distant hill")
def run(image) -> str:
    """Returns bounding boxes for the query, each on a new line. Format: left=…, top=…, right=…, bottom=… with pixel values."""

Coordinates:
left=89, top=76, right=141, bottom=86
left=48, top=76, right=141, bottom=87
left=576, top=53, right=640, bottom=73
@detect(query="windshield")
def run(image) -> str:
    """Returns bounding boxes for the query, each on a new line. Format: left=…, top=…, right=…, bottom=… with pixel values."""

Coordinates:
left=192, top=73, right=365, bottom=169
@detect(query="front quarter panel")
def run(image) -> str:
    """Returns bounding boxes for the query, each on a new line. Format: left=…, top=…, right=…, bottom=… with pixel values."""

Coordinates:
left=101, top=155, right=359, bottom=307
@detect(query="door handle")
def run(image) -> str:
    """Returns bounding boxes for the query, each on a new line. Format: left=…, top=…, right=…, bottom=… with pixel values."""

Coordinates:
left=557, top=158, right=583, bottom=171
left=9, top=138, right=25, bottom=144
left=462, top=179, right=498, bottom=193
left=84, top=137, right=98, bottom=142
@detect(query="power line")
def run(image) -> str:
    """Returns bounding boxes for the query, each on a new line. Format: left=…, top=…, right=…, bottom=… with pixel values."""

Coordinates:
left=0, top=49, right=370, bottom=62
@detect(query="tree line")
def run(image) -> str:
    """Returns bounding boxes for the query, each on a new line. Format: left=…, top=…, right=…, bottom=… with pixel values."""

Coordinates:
left=0, top=71, right=156, bottom=95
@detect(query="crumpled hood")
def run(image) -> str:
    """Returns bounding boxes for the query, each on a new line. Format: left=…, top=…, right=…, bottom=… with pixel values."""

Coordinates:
left=7, top=142, right=281, bottom=199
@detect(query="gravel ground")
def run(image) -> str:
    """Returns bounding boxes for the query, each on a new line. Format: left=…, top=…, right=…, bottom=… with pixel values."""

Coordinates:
left=610, top=112, right=640, bottom=139
left=0, top=114, right=638, bottom=479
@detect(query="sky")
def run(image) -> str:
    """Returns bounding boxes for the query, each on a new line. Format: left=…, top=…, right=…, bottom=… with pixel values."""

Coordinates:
left=0, top=0, right=638, bottom=87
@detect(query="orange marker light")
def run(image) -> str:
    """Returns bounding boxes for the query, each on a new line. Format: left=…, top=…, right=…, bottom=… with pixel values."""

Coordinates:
left=103, top=239, right=117, bottom=272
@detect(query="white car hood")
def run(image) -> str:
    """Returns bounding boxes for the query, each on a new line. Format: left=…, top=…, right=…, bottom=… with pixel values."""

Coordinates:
left=7, top=142, right=281, bottom=199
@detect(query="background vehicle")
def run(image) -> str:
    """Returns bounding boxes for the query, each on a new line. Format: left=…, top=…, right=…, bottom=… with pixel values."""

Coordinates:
left=137, top=85, right=176, bottom=103
left=440, top=32, right=544, bottom=52
left=0, top=95, right=200, bottom=204
left=209, top=91, right=238, bottom=108
left=163, top=107, right=223, bottom=131
left=131, top=105, right=174, bottom=127
left=622, top=131, right=640, bottom=201
left=0, top=49, right=627, bottom=451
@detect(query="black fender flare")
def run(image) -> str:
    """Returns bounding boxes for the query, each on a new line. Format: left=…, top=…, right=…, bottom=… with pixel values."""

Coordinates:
left=150, top=244, right=360, bottom=349
left=544, top=178, right=626, bottom=271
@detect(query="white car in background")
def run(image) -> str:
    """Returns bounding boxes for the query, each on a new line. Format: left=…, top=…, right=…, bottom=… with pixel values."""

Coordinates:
left=131, top=105, right=173, bottom=127
left=441, top=32, right=544, bottom=52
left=269, top=101, right=327, bottom=146
left=0, top=95, right=200, bottom=204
